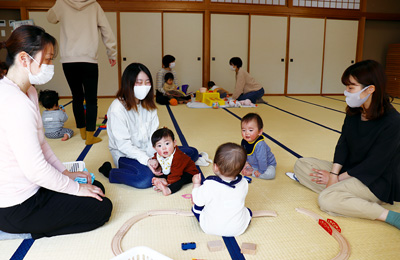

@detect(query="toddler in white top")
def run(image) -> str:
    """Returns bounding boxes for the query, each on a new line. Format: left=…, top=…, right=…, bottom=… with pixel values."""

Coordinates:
left=191, top=142, right=252, bottom=237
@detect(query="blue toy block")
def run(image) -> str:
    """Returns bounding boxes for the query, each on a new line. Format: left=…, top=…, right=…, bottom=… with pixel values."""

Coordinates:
left=181, top=242, right=196, bottom=250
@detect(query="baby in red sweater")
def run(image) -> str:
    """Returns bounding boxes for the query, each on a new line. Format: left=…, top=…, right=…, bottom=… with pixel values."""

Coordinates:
left=149, top=128, right=199, bottom=196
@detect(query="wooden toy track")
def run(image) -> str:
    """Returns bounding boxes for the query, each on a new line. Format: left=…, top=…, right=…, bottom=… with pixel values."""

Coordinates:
left=111, top=209, right=277, bottom=256
left=296, top=208, right=351, bottom=260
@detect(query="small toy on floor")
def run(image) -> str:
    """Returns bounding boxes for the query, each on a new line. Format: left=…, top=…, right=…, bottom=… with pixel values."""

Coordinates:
left=96, top=123, right=107, bottom=129
left=241, top=242, right=256, bottom=255
left=226, top=99, right=255, bottom=108
left=207, top=240, right=224, bottom=252
left=182, top=194, right=192, bottom=199
left=169, top=98, right=178, bottom=106
left=181, top=242, right=196, bottom=250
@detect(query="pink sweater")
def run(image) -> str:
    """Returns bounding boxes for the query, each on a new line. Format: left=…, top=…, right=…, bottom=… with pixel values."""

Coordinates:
left=0, top=77, right=79, bottom=207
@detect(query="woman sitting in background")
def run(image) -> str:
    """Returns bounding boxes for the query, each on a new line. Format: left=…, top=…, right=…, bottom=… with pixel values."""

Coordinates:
left=155, top=54, right=178, bottom=105
left=229, top=57, right=265, bottom=104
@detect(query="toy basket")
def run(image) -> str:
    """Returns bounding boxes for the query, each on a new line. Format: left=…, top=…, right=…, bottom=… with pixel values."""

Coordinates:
left=111, top=246, right=173, bottom=260
left=63, top=161, right=85, bottom=172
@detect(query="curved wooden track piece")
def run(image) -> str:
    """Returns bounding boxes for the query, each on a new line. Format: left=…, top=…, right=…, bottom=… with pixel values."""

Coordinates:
left=111, top=209, right=277, bottom=256
left=296, top=208, right=351, bottom=260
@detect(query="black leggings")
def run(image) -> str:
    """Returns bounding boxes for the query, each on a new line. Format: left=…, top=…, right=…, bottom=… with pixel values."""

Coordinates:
left=62, top=62, right=99, bottom=131
left=0, top=181, right=112, bottom=239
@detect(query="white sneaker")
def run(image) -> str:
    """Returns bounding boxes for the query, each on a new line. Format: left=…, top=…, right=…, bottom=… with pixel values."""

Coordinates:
left=285, top=172, right=299, bottom=182
left=195, top=152, right=212, bottom=166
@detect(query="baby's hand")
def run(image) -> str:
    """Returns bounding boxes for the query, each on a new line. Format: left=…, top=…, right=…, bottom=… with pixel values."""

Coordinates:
left=254, top=170, right=261, bottom=178
left=242, top=163, right=253, bottom=176
left=148, top=159, right=161, bottom=175
left=192, top=174, right=201, bottom=185
left=148, top=159, right=158, bottom=168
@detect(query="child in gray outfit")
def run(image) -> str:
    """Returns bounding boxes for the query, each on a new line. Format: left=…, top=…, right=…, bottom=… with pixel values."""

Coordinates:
left=39, top=90, right=74, bottom=141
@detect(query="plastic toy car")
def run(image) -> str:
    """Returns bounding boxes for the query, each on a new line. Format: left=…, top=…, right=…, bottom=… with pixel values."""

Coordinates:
left=181, top=242, right=196, bottom=250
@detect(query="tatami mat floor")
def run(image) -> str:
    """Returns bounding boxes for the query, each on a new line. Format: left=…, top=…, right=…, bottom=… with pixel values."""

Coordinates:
left=1, top=96, right=400, bottom=260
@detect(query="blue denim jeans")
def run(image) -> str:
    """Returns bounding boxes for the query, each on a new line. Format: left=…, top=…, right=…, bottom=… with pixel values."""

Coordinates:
left=237, top=87, right=265, bottom=104
left=109, top=146, right=199, bottom=189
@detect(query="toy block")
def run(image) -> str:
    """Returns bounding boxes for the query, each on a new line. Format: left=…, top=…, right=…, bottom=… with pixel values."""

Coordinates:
left=207, top=240, right=224, bottom=252
left=195, top=90, right=225, bottom=107
left=241, top=242, right=256, bottom=255
left=181, top=242, right=196, bottom=250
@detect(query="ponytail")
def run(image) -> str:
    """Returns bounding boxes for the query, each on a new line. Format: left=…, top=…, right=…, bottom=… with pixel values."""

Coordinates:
left=3, top=25, right=57, bottom=68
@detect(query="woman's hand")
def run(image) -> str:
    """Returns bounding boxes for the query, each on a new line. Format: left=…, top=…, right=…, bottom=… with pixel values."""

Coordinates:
left=63, top=169, right=92, bottom=184
left=77, top=183, right=105, bottom=201
left=309, top=168, right=330, bottom=185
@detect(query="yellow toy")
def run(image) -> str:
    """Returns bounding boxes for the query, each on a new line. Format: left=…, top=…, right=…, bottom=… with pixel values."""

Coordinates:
left=195, top=90, right=225, bottom=107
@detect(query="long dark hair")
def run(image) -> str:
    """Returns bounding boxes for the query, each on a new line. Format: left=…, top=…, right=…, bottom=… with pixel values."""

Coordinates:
left=341, top=60, right=393, bottom=120
left=0, top=25, right=57, bottom=68
left=116, top=63, right=157, bottom=111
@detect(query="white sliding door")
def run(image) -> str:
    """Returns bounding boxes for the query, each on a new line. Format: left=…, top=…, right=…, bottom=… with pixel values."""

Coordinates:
left=287, top=17, right=325, bottom=94
left=210, top=14, right=249, bottom=93
left=322, top=19, right=358, bottom=94
left=164, top=12, right=203, bottom=89
left=250, top=15, right=287, bottom=94
left=120, top=12, right=162, bottom=83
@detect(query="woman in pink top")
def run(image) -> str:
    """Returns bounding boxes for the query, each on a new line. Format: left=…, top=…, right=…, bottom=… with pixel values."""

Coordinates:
left=0, top=25, right=112, bottom=239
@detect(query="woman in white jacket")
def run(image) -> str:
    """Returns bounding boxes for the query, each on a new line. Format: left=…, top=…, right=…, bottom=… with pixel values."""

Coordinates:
left=100, top=63, right=198, bottom=189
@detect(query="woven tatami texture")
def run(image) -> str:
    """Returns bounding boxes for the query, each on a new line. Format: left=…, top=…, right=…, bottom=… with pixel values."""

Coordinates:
left=1, top=96, right=399, bottom=260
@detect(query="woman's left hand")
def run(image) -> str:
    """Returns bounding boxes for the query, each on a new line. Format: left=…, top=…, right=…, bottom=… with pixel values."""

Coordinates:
left=309, top=168, right=330, bottom=185
left=63, top=169, right=92, bottom=184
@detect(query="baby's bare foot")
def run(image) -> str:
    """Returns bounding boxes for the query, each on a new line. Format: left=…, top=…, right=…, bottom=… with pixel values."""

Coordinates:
left=61, top=133, right=69, bottom=141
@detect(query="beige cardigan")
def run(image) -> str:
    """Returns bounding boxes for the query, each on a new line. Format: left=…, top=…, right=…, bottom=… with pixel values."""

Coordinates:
left=232, top=68, right=263, bottom=100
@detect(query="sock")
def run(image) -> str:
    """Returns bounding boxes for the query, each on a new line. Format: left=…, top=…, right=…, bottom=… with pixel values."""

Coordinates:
left=385, top=210, right=400, bottom=229
left=99, top=161, right=112, bottom=178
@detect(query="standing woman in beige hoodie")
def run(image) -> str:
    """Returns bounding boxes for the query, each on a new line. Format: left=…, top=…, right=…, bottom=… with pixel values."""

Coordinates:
left=47, top=0, right=117, bottom=145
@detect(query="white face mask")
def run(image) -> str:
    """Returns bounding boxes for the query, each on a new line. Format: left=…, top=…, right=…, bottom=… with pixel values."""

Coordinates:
left=169, top=62, right=176, bottom=69
left=26, top=54, right=54, bottom=85
left=230, top=65, right=236, bottom=71
left=134, top=84, right=151, bottom=100
left=344, top=86, right=370, bottom=108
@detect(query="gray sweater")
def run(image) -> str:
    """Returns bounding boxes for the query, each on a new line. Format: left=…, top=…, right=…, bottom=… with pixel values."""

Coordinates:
left=42, top=110, right=68, bottom=134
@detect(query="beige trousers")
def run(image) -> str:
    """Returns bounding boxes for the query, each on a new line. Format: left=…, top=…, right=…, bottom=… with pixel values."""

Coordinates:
left=294, top=157, right=385, bottom=220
